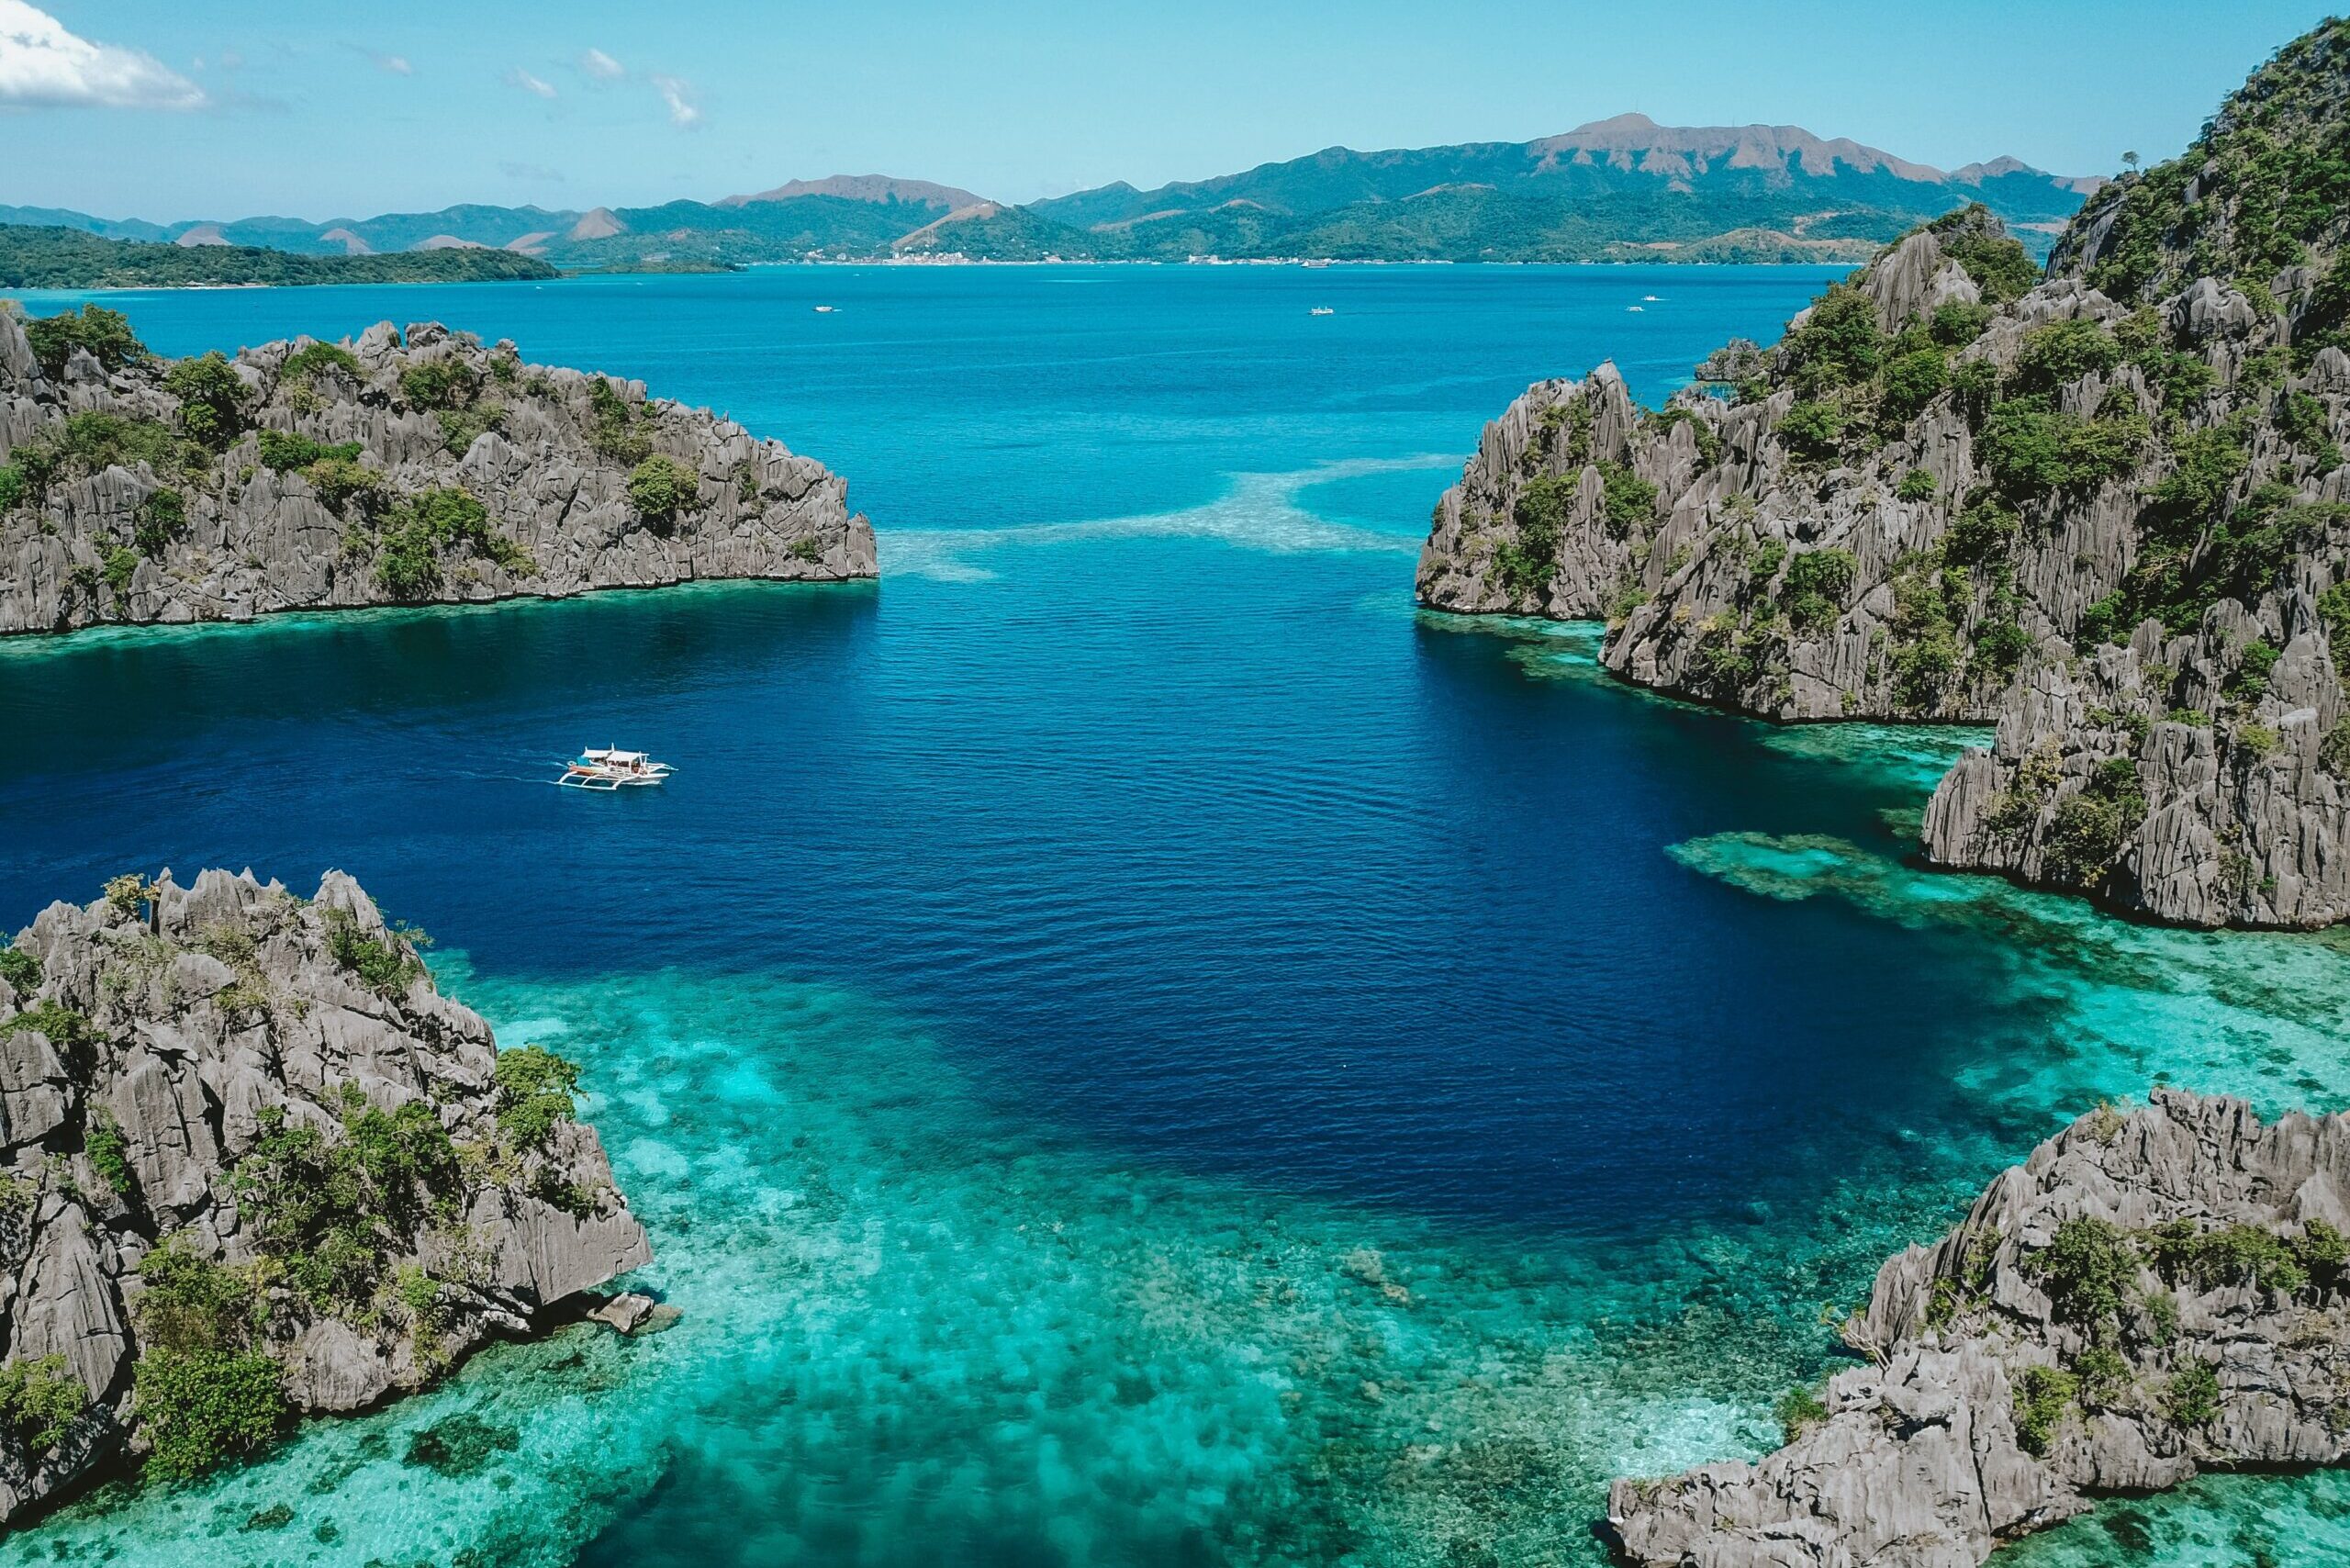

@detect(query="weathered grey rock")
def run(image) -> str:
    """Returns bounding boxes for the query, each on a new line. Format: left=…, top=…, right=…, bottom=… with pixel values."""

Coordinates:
left=1418, top=204, right=2350, bottom=927
left=1922, top=596, right=2350, bottom=927
left=588, top=1291, right=657, bottom=1334
left=1609, top=1092, right=2350, bottom=1566
left=0, top=315, right=876, bottom=636
left=0, top=868, right=650, bottom=1525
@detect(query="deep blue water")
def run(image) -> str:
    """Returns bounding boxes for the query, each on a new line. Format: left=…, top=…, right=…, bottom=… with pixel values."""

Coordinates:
left=6, top=266, right=2348, bottom=1567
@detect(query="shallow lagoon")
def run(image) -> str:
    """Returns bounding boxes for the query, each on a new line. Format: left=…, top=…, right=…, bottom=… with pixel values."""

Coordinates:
left=4, top=266, right=2347, bottom=1564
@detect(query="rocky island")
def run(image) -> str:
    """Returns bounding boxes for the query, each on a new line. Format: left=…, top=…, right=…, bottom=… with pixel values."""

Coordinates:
left=0, top=304, right=875, bottom=635
left=0, top=869, right=647, bottom=1523
left=1419, top=19, right=2350, bottom=929
left=1608, top=1090, right=2350, bottom=1566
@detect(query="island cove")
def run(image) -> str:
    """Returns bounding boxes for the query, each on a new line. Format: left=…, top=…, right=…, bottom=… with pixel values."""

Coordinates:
left=6, top=702, right=2350, bottom=1567
left=6, top=25, right=2350, bottom=1566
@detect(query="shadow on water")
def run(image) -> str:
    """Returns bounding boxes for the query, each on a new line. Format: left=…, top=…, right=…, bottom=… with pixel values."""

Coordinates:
left=0, top=579, right=882, bottom=782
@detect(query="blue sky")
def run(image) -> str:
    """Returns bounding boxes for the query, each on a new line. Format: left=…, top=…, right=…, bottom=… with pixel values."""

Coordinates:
left=2, top=0, right=2340, bottom=220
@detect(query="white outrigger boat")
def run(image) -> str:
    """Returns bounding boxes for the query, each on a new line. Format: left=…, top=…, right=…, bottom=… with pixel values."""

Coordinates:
left=558, top=747, right=676, bottom=790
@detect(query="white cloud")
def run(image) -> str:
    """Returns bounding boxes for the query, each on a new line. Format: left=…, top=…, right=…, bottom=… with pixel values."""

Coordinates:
left=505, top=66, right=556, bottom=99
left=650, top=72, right=698, bottom=127
left=579, top=48, right=622, bottom=81
left=372, top=51, right=413, bottom=76
left=0, top=1, right=207, bottom=109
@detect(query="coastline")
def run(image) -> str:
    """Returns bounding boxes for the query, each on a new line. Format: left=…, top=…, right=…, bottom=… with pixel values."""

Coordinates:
left=6, top=257, right=1869, bottom=296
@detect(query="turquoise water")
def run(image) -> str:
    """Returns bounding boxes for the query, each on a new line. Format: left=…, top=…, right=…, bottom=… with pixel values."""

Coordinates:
left=5, top=266, right=2349, bottom=1565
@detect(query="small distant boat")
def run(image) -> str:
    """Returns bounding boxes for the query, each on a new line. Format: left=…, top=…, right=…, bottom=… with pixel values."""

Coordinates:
left=812, top=305, right=838, bottom=314
left=559, top=747, right=675, bottom=790
left=1310, top=306, right=1336, bottom=316
left=1642, top=294, right=1662, bottom=301
left=1627, top=305, right=1645, bottom=313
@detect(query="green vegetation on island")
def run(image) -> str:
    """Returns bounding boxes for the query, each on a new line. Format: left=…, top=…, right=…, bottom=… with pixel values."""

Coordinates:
left=0, top=224, right=560, bottom=290
left=1417, top=14, right=2350, bottom=931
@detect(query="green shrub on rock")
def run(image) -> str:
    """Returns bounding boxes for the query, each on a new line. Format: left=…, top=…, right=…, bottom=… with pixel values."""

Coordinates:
left=1973, top=618, right=2032, bottom=681
left=102, top=545, right=139, bottom=599
left=364, top=487, right=528, bottom=599
left=135, top=1241, right=263, bottom=1356
left=625, top=454, right=699, bottom=523
left=85, top=1110, right=133, bottom=1195
left=162, top=352, right=246, bottom=452
left=2164, top=1360, right=2221, bottom=1428
left=255, top=430, right=362, bottom=474
left=1785, top=549, right=1856, bottom=603
left=304, top=455, right=384, bottom=519
left=1774, top=1383, right=1829, bottom=1444
left=1944, top=496, right=2018, bottom=566
left=134, top=487, right=185, bottom=555
left=1776, top=400, right=1845, bottom=465
left=2010, top=319, right=2123, bottom=399
left=2042, top=761, right=2148, bottom=887
left=2072, top=1345, right=2133, bottom=1405
left=1928, top=302, right=1995, bottom=347
left=397, top=359, right=479, bottom=412
left=233, top=1093, right=458, bottom=1316
left=322, top=908, right=421, bottom=993
left=1500, top=473, right=1576, bottom=597
left=2325, top=717, right=2350, bottom=776
left=1880, top=352, right=1949, bottom=426
left=23, top=304, right=146, bottom=378
left=1930, top=206, right=2040, bottom=303
left=586, top=378, right=654, bottom=465
left=493, top=1043, right=584, bottom=1149
left=0, top=1355, right=85, bottom=1462
left=135, top=1347, right=285, bottom=1480
left=2147, top=422, right=2251, bottom=536
left=2148, top=1219, right=2311, bottom=1294
left=1778, top=285, right=1886, bottom=397
left=279, top=342, right=360, bottom=386
left=1781, top=548, right=1856, bottom=634
left=0, top=1001, right=97, bottom=1069
left=1597, top=462, right=1658, bottom=539
left=2012, top=1365, right=2078, bottom=1455
left=434, top=406, right=500, bottom=458
left=2029, top=1216, right=2139, bottom=1338
left=42, top=411, right=193, bottom=481
left=1979, top=402, right=2147, bottom=499
left=2279, top=389, right=2342, bottom=468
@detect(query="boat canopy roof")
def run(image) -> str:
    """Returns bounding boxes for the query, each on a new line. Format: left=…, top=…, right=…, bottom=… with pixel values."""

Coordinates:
left=583, top=748, right=648, bottom=763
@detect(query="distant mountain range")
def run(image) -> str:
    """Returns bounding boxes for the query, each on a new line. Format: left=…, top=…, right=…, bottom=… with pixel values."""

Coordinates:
left=3, top=118, right=2103, bottom=272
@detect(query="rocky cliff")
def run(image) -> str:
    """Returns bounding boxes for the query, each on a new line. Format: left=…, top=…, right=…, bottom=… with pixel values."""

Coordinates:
left=0, top=868, right=647, bottom=1523
left=1418, top=18, right=2350, bottom=929
left=1608, top=1090, right=2350, bottom=1567
left=0, top=306, right=875, bottom=635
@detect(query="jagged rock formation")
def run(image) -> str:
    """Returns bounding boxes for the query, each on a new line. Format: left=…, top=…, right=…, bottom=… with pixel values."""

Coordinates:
left=1608, top=1090, right=2350, bottom=1567
left=1418, top=19, right=2350, bottom=928
left=0, top=869, right=647, bottom=1524
left=0, top=308, right=875, bottom=635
